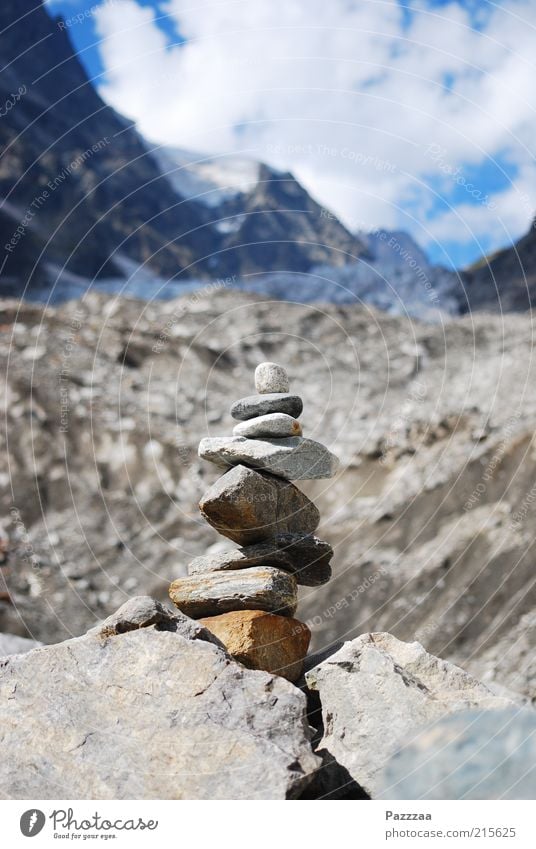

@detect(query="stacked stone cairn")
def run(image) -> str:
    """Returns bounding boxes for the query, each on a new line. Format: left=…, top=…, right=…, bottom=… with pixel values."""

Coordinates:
left=169, top=362, right=339, bottom=682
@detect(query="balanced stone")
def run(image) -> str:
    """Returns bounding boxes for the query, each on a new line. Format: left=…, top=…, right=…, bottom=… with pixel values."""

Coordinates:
left=254, top=362, right=290, bottom=394
left=188, top=533, right=333, bottom=587
left=199, top=610, right=311, bottom=683
left=199, top=436, right=339, bottom=480
left=233, top=413, right=302, bottom=439
left=169, top=567, right=298, bottom=618
left=199, top=464, right=319, bottom=545
left=231, top=393, right=303, bottom=422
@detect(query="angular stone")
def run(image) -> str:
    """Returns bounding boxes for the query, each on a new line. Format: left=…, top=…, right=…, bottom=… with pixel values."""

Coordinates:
left=233, top=412, right=302, bottom=439
left=199, top=610, right=311, bottom=683
left=230, top=393, right=303, bottom=421
left=380, top=708, right=536, bottom=800
left=199, top=464, right=320, bottom=545
left=189, top=533, right=333, bottom=587
left=305, top=633, right=512, bottom=798
left=87, top=595, right=223, bottom=646
left=199, top=436, right=339, bottom=480
left=169, top=567, right=298, bottom=619
left=254, top=362, right=290, bottom=394
left=0, top=607, right=319, bottom=799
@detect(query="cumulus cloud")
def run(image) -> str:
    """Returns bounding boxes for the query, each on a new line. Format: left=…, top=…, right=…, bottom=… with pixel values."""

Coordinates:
left=94, top=0, right=536, bottom=264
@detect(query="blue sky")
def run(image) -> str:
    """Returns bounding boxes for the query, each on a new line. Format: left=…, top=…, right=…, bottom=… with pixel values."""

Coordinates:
left=45, top=0, right=536, bottom=268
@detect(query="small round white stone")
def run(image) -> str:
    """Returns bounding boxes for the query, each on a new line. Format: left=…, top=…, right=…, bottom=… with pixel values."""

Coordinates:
left=254, top=362, right=290, bottom=394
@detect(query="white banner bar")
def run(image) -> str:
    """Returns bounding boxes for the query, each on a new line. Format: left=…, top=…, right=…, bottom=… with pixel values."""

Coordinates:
left=1, top=800, right=534, bottom=848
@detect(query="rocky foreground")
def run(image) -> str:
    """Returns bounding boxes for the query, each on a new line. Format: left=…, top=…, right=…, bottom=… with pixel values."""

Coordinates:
left=2, top=596, right=534, bottom=800
left=1, top=289, right=536, bottom=704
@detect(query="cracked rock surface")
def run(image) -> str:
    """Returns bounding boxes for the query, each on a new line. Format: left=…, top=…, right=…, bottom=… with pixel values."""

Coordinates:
left=305, top=633, right=512, bottom=798
left=0, top=598, right=319, bottom=799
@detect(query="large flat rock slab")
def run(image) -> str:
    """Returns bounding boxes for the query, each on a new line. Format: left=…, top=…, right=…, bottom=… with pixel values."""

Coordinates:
left=305, top=633, right=511, bottom=798
left=199, top=436, right=339, bottom=480
left=0, top=601, right=319, bottom=799
left=199, top=464, right=320, bottom=545
left=169, top=567, right=298, bottom=618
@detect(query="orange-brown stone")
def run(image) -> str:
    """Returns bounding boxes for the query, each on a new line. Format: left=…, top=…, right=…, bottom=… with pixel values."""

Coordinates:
left=199, top=610, right=311, bottom=683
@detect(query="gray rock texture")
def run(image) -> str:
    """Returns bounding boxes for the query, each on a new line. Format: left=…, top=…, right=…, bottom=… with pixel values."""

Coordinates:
left=380, top=708, right=536, bottom=800
left=169, top=567, right=298, bottom=618
left=87, top=596, right=223, bottom=646
left=305, top=633, right=511, bottom=798
left=0, top=632, right=42, bottom=656
left=188, top=533, right=332, bottom=587
left=254, top=362, right=290, bottom=394
left=3, top=293, right=536, bottom=703
left=199, top=435, right=339, bottom=480
left=233, top=412, right=302, bottom=439
left=0, top=606, right=319, bottom=799
left=230, top=393, right=303, bottom=421
left=199, top=464, right=320, bottom=545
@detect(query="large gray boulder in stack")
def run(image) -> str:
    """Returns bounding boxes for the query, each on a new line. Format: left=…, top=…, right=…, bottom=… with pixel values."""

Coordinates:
left=0, top=598, right=319, bottom=799
left=380, top=707, right=536, bottom=800
left=199, top=464, right=320, bottom=545
left=198, top=435, right=339, bottom=480
left=305, top=633, right=512, bottom=798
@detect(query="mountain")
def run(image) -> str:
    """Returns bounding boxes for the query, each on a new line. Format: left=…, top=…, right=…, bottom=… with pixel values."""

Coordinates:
left=463, top=218, right=536, bottom=312
left=0, top=1, right=365, bottom=299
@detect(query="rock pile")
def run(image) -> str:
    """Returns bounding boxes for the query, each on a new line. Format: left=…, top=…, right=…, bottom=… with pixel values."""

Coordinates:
left=169, top=362, right=339, bottom=682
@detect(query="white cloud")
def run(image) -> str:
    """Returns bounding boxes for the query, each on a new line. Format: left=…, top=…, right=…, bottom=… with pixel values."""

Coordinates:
left=94, top=0, right=536, bottom=259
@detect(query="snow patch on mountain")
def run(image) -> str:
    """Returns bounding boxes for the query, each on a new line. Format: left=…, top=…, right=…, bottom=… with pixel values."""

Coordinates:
left=151, top=146, right=261, bottom=208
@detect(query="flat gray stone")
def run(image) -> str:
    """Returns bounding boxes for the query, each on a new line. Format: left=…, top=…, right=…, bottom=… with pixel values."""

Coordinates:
left=199, top=436, right=339, bottom=480
left=380, top=708, right=536, bottom=800
left=233, top=412, right=302, bottom=439
left=254, top=362, right=290, bottom=394
left=199, top=464, right=320, bottom=545
left=169, top=566, right=298, bottom=618
left=305, top=633, right=511, bottom=798
left=0, top=605, right=319, bottom=799
left=231, top=393, right=303, bottom=421
left=188, top=533, right=333, bottom=587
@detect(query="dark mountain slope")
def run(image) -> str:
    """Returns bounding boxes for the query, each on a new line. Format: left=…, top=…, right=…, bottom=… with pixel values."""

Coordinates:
left=463, top=218, right=536, bottom=312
